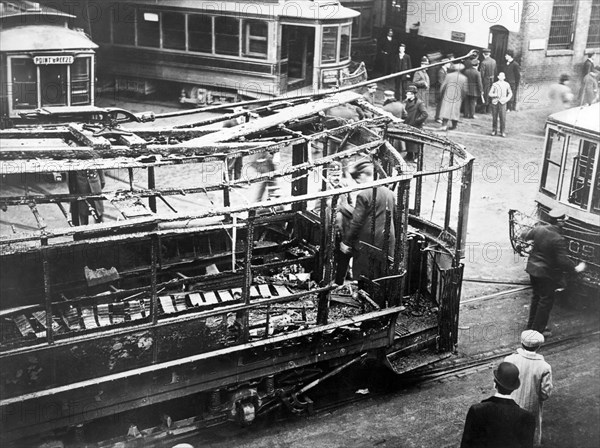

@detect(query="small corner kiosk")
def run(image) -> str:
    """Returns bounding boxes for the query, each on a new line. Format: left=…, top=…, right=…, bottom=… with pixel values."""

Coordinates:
left=0, top=1, right=98, bottom=122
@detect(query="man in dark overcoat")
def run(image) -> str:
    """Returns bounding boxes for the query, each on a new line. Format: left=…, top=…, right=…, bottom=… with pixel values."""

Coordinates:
left=480, top=48, right=497, bottom=113
left=69, top=169, right=105, bottom=226
left=461, top=362, right=536, bottom=448
left=377, top=28, right=397, bottom=75
left=522, top=207, right=584, bottom=333
left=578, top=52, right=595, bottom=101
left=340, top=161, right=395, bottom=292
left=504, top=51, right=521, bottom=111
left=394, top=43, right=412, bottom=101
left=403, top=84, right=428, bottom=161
left=463, top=58, right=483, bottom=118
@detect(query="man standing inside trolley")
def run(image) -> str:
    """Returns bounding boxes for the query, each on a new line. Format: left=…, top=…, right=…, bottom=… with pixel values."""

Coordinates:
left=522, top=207, right=586, bottom=334
left=339, top=161, right=395, bottom=301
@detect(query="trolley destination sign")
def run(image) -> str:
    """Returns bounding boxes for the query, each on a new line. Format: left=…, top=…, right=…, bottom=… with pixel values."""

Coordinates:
left=33, top=55, right=74, bottom=65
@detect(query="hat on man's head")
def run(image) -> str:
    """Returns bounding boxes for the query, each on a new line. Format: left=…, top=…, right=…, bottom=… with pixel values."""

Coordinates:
left=367, top=82, right=378, bottom=89
left=493, top=362, right=521, bottom=391
left=521, top=330, right=544, bottom=348
left=384, top=90, right=395, bottom=97
left=406, top=84, right=418, bottom=93
left=421, top=56, right=429, bottom=63
left=349, top=160, right=373, bottom=179
left=328, top=161, right=343, bottom=173
left=399, top=43, right=406, bottom=48
left=548, top=207, right=567, bottom=219
left=482, top=48, right=492, bottom=54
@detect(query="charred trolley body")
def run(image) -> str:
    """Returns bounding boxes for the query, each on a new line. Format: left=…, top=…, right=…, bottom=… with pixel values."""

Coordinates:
left=0, top=92, right=473, bottom=446
left=509, top=104, right=600, bottom=299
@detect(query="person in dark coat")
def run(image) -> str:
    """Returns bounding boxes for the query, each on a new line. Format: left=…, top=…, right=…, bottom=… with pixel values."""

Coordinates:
left=68, top=169, right=105, bottom=226
left=522, top=207, right=585, bottom=333
left=403, top=84, right=428, bottom=161
left=222, top=107, right=247, bottom=180
left=376, top=28, right=397, bottom=75
left=463, top=59, right=483, bottom=118
left=480, top=48, right=497, bottom=113
left=434, top=59, right=451, bottom=122
left=578, top=52, right=595, bottom=101
left=461, top=361, right=536, bottom=448
left=504, top=51, right=521, bottom=111
left=339, top=161, right=395, bottom=292
left=413, top=56, right=430, bottom=106
left=394, top=43, right=412, bottom=101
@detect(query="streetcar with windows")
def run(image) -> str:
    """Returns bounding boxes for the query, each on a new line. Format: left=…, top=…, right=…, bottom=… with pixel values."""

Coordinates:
left=0, top=1, right=98, bottom=125
left=0, top=84, right=475, bottom=446
left=83, top=0, right=367, bottom=105
left=510, top=103, right=600, bottom=295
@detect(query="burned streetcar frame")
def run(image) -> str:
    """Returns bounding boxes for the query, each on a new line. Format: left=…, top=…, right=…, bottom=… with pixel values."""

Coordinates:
left=0, top=86, right=474, bottom=446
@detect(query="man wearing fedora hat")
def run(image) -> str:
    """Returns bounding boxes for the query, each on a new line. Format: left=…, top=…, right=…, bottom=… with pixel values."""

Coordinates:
left=461, top=361, right=535, bottom=448
left=522, top=207, right=586, bottom=334
left=339, top=161, right=395, bottom=297
left=505, top=330, right=553, bottom=447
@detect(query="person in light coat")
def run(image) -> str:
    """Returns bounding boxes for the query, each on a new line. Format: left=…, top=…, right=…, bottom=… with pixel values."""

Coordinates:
left=439, top=63, right=467, bottom=130
left=504, top=330, right=553, bottom=447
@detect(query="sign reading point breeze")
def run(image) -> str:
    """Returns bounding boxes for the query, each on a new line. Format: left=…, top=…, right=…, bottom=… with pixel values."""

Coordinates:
left=33, top=55, right=74, bottom=65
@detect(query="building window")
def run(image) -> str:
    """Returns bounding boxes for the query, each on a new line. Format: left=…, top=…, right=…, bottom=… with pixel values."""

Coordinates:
left=215, top=16, right=239, bottom=56
left=587, top=2, right=600, bottom=48
left=322, top=26, right=338, bottom=63
left=71, top=57, right=91, bottom=105
left=112, top=4, right=135, bottom=45
left=548, top=0, right=577, bottom=50
left=11, top=58, right=37, bottom=109
left=163, top=12, right=186, bottom=50
left=188, top=14, right=212, bottom=53
left=352, top=7, right=373, bottom=39
left=243, top=20, right=268, bottom=59
left=340, top=25, right=350, bottom=61
left=137, top=10, right=160, bottom=48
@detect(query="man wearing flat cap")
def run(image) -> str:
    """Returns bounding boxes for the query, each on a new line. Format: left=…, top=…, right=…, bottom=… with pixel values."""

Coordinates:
left=461, top=361, right=535, bottom=448
left=505, top=330, right=553, bottom=447
left=413, top=56, right=430, bottom=105
left=339, top=161, right=395, bottom=295
left=522, top=207, right=585, bottom=333
left=404, top=84, right=428, bottom=162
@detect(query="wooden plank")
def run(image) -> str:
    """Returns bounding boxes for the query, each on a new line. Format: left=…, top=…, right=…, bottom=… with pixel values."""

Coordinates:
left=110, top=196, right=153, bottom=219
left=13, top=314, right=35, bottom=337
left=173, top=295, right=188, bottom=312
left=203, top=291, right=219, bottom=305
left=128, top=300, right=144, bottom=321
left=97, top=304, right=111, bottom=327
left=63, top=307, right=81, bottom=330
left=217, top=290, right=235, bottom=302
left=188, top=293, right=203, bottom=307
left=181, top=91, right=363, bottom=145
left=68, top=123, right=111, bottom=149
left=81, top=307, right=98, bottom=329
left=111, top=303, right=126, bottom=324
left=117, top=132, right=147, bottom=149
left=159, top=296, right=177, bottom=314
left=273, top=285, right=290, bottom=297
left=257, top=284, right=272, bottom=298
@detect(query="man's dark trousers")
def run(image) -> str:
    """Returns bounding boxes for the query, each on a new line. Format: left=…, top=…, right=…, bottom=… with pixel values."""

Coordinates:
left=527, top=276, right=556, bottom=332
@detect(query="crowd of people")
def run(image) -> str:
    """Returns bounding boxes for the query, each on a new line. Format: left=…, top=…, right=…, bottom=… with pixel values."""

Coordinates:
left=372, top=30, right=599, bottom=141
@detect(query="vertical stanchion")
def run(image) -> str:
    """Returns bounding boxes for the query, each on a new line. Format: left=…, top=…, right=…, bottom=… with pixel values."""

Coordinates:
left=444, top=152, right=454, bottom=231
left=317, top=194, right=337, bottom=325
left=148, top=166, right=157, bottom=213
left=455, top=160, right=473, bottom=264
left=41, top=244, right=53, bottom=345
left=241, top=210, right=256, bottom=342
